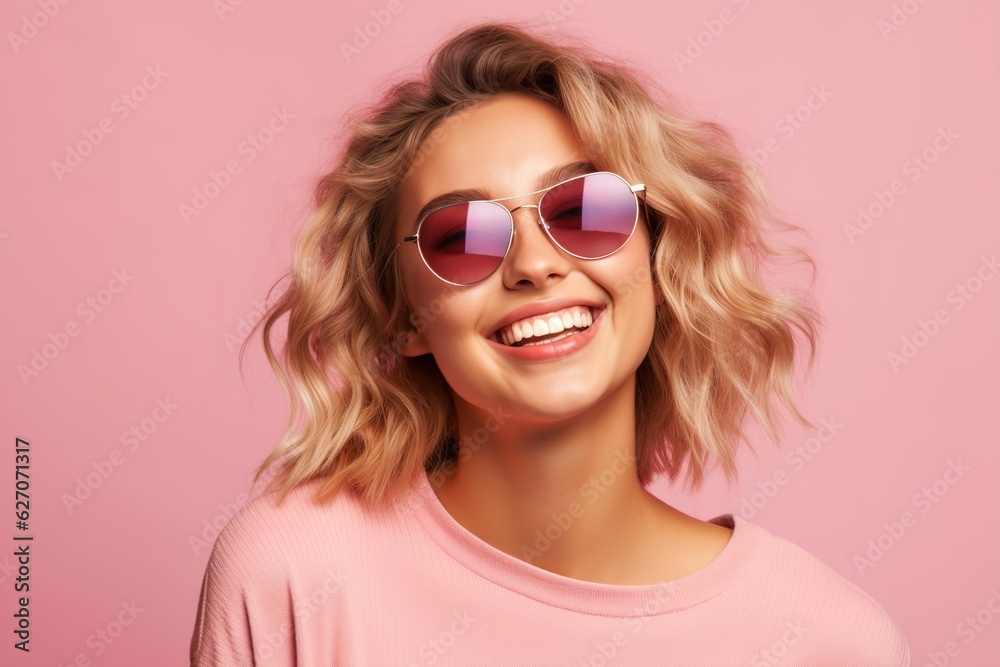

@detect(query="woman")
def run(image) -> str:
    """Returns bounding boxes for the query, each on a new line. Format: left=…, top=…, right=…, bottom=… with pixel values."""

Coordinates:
left=190, top=20, right=910, bottom=666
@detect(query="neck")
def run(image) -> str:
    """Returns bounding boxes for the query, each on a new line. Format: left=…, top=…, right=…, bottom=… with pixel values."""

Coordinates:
left=428, top=374, right=691, bottom=584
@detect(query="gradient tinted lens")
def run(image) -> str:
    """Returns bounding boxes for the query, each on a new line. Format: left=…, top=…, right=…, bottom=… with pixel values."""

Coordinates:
left=539, top=172, right=637, bottom=258
left=417, top=201, right=512, bottom=284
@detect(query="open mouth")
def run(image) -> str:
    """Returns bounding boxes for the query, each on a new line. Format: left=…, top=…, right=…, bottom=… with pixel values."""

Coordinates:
left=489, top=306, right=604, bottom=347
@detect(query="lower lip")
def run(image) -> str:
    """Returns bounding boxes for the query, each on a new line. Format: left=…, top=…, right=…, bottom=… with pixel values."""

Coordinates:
left=486, top=308, right=606, bottom=361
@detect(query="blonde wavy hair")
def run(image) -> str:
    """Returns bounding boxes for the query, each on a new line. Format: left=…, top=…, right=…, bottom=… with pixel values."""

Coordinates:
left=241, top=20, right=822, bottom=509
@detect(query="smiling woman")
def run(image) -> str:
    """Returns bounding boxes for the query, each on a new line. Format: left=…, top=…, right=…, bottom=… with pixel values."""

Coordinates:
left=190, top=19, right=911, bottom=666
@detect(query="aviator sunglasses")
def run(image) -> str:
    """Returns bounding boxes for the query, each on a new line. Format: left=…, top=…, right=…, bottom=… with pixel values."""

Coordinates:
left=394, top=171, right=646, bottom=286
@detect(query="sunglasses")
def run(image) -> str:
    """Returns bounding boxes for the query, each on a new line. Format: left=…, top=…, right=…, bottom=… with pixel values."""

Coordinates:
left=395, top=171, right=646, bottom=286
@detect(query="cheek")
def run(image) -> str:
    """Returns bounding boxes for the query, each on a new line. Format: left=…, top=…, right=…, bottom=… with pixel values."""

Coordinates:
left=613, top=220, right=655, bottom=299
left=412, top=291, right=478, bottom=342
left=401, top=265, right=463, bottom=327
left=609, top=252, right=655, bottom=304
left=609, top=257, right=658, bottom=348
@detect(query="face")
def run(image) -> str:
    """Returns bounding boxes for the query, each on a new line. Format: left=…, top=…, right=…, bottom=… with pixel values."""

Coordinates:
left=394, top=92, right=660, bottom=424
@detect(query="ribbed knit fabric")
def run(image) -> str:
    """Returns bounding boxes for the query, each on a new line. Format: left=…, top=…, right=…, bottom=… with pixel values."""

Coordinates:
left=190, top=467, right=911, bottom=666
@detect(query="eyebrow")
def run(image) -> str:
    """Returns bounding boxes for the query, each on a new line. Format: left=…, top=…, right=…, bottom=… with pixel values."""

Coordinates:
left=411, top=160, right=599, bottom=232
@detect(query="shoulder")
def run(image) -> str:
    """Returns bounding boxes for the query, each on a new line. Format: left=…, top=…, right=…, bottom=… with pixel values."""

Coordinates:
left=202, top=478, right=365, bottom=587
left=190, top=480, right=360, bottom=665
left=196, top=482, right=378, bottom=603
left=730, top=516, right=911, bottom=666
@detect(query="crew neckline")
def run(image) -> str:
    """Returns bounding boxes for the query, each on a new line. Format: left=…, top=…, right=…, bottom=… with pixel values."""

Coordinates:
left=405, top=466, right=764, bottom=617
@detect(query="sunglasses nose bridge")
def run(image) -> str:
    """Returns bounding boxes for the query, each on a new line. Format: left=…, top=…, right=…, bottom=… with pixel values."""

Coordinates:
left=501, top=202, right=565, bottom=274
left=507, top=203, right=542, bottom=230
left=505, top=203, right=547, bottom=243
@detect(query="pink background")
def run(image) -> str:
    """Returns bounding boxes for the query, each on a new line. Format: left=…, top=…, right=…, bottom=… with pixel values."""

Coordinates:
left=2, top=1, right=997, bottom=665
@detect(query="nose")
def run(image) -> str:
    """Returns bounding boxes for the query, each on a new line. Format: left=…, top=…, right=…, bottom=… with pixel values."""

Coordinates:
left=499, top=203, right=572, bottom=288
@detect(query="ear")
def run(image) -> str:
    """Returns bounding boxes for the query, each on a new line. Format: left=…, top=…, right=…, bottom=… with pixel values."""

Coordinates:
left=397, top=325, right=432, bottom=358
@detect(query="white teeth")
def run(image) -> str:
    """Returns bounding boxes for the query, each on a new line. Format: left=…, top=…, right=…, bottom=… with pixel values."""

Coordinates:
left=494, top=306, right=599, bottom=347
left=519, top=329, right=580, bottom=346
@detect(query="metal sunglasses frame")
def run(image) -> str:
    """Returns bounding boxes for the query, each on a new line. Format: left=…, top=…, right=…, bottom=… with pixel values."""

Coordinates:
left=394, top=171, right=647, bottom=286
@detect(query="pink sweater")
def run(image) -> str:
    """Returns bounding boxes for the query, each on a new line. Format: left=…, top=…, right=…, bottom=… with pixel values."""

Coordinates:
left=190, top=468, right=911, bottom=666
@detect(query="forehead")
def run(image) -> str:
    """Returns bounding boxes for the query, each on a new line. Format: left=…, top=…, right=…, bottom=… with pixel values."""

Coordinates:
left=396, top=94, right=587, bottom=230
